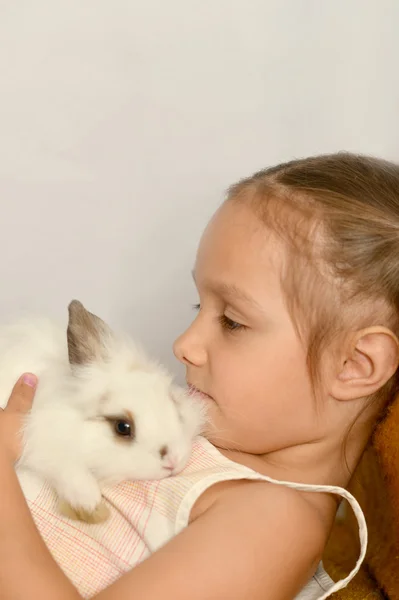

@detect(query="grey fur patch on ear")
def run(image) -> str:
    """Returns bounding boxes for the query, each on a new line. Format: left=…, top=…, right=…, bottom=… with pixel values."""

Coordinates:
left=67, top=300, right=111, bottom=365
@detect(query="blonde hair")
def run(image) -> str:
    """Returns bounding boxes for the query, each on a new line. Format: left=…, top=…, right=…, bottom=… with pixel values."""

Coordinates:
left=227, top=152, right=399, bottom=417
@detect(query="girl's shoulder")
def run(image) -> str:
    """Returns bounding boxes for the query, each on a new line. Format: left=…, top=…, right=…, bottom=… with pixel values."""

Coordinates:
left=178, top=477, right=329, bottom=600
left=190, top=472, right=334, bottom=549
left=96, top=473, right=332, bottom=600
left=188, top=437, right=336, bottom=538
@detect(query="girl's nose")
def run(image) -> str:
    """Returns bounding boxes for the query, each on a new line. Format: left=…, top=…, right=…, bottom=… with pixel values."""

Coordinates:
left=173, top=325, right=207, bottom=367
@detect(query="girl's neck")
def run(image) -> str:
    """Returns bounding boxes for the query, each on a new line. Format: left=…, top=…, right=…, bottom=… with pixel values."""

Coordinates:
left=216, top=430, right=369, bottom=489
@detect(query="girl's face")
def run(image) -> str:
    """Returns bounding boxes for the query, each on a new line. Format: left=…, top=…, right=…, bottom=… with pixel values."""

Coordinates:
left=174, top=201, right=327, bottom=454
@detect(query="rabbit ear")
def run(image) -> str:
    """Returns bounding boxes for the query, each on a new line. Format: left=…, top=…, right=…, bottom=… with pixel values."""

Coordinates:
left=67, top=300, right=111, bottom=365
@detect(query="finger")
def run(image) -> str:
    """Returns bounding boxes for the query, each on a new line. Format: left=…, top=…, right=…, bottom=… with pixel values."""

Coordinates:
left=6, top=373, right=38, bottom=413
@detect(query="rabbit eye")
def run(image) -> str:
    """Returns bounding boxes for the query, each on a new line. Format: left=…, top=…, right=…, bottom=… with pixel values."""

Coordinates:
left=104, top=412, right=136, bottom=441
left=114, top=420, right=132, bottom=437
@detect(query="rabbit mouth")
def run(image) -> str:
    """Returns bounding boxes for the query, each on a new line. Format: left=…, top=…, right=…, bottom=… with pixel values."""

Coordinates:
left=162, top=466, right=175, bottom=477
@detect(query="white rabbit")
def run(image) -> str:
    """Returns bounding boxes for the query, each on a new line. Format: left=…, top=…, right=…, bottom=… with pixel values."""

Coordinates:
left=0, top=300, right=206, bottom=524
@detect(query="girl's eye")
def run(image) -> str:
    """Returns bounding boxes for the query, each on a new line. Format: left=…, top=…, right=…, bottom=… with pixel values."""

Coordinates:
left=192, top=304, right=246, bottom=332
left=218, top=315, right=245, bottom=332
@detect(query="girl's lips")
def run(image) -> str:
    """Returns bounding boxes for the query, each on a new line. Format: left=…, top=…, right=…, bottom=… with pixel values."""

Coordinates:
left=187, top=384, right=212, bottom=400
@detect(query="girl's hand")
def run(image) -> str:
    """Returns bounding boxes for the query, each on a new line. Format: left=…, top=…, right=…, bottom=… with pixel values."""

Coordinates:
left=0, top=374, right=37, bottom=464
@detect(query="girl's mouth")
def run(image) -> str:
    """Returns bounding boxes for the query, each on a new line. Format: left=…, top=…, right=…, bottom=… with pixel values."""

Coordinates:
left=187, top=384, right=213, bottom=401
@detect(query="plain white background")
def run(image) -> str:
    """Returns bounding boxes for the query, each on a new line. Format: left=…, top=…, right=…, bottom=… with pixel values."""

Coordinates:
left=0, top=0, right=398, bottom=377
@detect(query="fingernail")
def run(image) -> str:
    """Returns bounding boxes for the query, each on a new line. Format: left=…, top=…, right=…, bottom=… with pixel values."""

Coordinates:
left=22, top=373, right=37, bottom=388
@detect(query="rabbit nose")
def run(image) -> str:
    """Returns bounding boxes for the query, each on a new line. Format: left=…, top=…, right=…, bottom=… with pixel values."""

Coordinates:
left=163, top=456, right=175, bottom=470
left=159, top=446, right=179, bottom=473
left=162, top=454, right=178, bottom=472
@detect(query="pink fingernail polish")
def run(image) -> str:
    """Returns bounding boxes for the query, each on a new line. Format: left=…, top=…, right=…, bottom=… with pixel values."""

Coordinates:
left=22, top=373, right=37, bottom=388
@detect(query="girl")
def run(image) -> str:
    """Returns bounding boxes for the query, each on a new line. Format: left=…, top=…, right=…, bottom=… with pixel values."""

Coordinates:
left=1, top=152, right=398, bottom=600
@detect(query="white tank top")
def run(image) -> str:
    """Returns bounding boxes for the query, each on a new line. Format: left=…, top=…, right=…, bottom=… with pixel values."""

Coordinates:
left=20, top=436, right=367, bottom=599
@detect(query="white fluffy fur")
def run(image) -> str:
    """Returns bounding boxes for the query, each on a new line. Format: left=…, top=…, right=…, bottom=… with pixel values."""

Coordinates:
left=0, top=305, right=205, bottom=521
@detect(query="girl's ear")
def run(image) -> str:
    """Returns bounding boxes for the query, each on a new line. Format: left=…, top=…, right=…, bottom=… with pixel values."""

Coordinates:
left=330, top=327, right=399, bottom=401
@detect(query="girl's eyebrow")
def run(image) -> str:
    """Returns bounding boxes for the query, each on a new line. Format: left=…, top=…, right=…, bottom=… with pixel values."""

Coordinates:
left=191, top=270, right=262, bottom=310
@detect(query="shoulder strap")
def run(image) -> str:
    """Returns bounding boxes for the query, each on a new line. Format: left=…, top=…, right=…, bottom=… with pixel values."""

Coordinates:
left=258, top=476, right=367, bottom=599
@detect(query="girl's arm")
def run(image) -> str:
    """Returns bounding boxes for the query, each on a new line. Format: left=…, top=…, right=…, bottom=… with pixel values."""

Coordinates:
left=0, top=375, right=81, bottom=600
left=95, top=480, right=326, bottom=600
left=0, top=453, right=81, bottom=600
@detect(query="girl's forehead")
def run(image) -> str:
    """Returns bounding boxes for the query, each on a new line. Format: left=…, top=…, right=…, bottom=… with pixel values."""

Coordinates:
left=194, top=203, right=285, bottom=298
left=199, top=203, right=254, bottom=250
left=198, top=203, right=279, bottom=265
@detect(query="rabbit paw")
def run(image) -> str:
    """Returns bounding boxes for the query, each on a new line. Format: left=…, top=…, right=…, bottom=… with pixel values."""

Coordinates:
left=58, top=498, right=110, bottom=524
left=52, top=470, right=109, bottom=524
